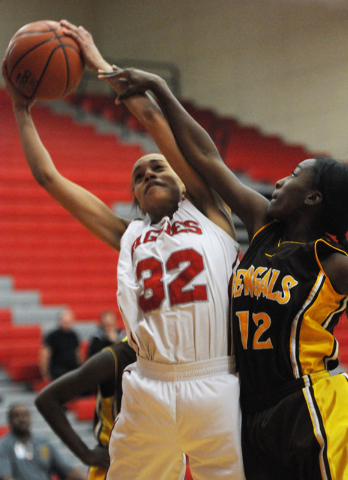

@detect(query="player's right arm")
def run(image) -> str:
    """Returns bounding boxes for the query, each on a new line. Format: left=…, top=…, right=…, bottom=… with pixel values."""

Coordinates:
left=62, top=22, right=236, bottom=239
left=35, top=348, right=116, bottom=468
left=2, top=60, right=128, bottom=251
left=114, top=70, right=271, bottom=239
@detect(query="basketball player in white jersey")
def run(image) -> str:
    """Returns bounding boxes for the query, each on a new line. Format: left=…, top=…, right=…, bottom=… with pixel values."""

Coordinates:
left=3, top=20, right=245, bottom=480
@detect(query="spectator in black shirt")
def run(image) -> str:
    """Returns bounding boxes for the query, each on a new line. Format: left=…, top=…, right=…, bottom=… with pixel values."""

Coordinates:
left=39, top=309, right=81, bottom=381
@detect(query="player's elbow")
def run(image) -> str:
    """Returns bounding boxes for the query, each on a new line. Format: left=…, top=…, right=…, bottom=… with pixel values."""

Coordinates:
left=34, top=392, right=45, bottom=412
left=32, top=166, right=56, bottom=189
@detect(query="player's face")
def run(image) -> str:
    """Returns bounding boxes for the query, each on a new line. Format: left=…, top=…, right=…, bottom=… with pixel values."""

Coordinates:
left=132, top=155, right=185, bottom=219
left=268, top=158, right=318, bottom=219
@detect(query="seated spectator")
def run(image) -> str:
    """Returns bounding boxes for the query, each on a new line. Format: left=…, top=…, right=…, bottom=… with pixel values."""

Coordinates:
left=87, top=310, right=124, bottom=359
left=0, top=403, right=85, bottom=480
left=40, top=309, right=81, bottom=381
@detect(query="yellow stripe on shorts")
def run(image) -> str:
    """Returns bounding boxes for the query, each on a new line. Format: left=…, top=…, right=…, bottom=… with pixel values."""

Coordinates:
left=303, top=373, right=348, bottom=480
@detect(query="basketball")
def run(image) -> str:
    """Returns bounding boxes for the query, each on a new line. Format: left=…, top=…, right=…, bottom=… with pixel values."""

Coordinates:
left=5, top=20, right=85, bottom=101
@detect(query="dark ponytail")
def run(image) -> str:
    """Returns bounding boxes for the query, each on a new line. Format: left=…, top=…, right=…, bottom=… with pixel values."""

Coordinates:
left=314, top=156, right=348, bottom=252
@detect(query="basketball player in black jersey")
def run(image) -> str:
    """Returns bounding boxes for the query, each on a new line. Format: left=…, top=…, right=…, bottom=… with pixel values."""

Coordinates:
left=109, top=69, right=348, bottom=480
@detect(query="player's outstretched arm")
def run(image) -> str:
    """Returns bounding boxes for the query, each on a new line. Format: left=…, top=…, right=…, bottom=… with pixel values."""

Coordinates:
left=60, top=20, right=112, bottom=73
left=105, top=68, right=270, bottom=238
left=61, top=21, right=234, bottom=234
left=99, top=67, right=236, bottom=237
left=35, top=349, right=116, bottom=468
left=2, top=59, right=128, bottom=251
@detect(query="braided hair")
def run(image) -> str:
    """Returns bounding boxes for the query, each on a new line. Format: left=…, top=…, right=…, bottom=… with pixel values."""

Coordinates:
left=313, top=156, right=348, bottom=251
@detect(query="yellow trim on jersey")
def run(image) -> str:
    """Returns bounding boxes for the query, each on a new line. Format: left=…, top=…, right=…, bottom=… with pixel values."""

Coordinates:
left=289, top=239, right=348, bottom=378
left=88, top=465, right=108, bottom=480
left=250, top=220, right=277, bottom=245
left=303, top=373, right=348, bottom=480
left=93, top=346, right=118, bottom=447
left=315, top=238, right=348, bottom=292
left=277, top=239, right=305, bottom=247
left=290, top=273, right=346, bottom=377
left=103, top=345, right=118, bottom=380
left=93, top=395, right=116, bottom=447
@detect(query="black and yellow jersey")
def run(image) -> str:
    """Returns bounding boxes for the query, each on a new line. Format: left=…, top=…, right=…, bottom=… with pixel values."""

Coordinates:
left=232, top=221, right=348, bottom=413
left=93, top=339, right=136, bottom=447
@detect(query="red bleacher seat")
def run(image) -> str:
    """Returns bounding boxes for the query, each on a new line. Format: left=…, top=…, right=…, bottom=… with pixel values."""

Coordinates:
left=0, top=426, right=9, bottom=437
left=102, top=102, right=130, bottom=123
left=68, top=396, right=96, bottom=421
left=0, top=323, right=41, bottom=376
left=0, top=341, right=41, bottom=366
left=0, top=87, right=324, bottom=338
left=7, top=359, right=41, bottom=382
left=0, top=90, right=140, bottom=325
left=0, top=309, right=12, bottom=324
left=0, top=324, right=41, bottom=340
left=31, top=379, right=50, bottom=392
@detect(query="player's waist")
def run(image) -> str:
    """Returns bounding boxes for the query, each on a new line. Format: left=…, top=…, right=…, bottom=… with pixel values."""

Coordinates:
left=136, top=355, right=236, bottom=381
left=241, top=369, right=331, bottom=413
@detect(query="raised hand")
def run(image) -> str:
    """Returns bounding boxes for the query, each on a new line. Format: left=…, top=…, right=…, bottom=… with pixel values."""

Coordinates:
left=2, top=58, right=35, bottom=110
left=98, top=66, right=161, bottom=101
left=60, top=19, right=111, bottom=73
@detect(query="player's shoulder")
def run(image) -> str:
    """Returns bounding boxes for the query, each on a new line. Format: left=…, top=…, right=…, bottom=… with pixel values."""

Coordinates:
left=122, top=217, right=148, bottom=241
left=111, top=338, right=133, bottom=354
left=113, top=338, right=136, bottom=365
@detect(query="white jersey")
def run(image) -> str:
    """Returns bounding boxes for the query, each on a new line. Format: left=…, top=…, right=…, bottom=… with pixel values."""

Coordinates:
left=117, top=199, right=240, bottom=364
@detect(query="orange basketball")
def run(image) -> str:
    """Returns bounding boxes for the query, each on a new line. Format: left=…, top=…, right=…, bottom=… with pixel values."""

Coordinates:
left=5, top=20, right=85, bottom=101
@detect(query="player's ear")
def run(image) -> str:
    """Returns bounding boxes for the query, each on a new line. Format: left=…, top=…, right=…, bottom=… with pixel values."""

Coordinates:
left=305, top=190, right=323, bottom=205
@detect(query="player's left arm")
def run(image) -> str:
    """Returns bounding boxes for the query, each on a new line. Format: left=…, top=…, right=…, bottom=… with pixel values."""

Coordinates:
left=35, top=349, right=115, bottom=468
left=102, top=69, right=236, bottom=237
left=62, top=22, right=235, bottom=237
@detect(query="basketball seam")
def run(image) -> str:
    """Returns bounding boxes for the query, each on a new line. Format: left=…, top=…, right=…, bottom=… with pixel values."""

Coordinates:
left=11, top=29, right=60, bottom=39
left=56, top=38, right=70, bottom=96
left=45, top=22, right=70, bottom=97
left=8, top=38, right=58, bottom=78
left=45, top=23, right=80, bottom=97
left=7, top=21, right=83, bottom=100
left=31, top=45, right=70, bottom=100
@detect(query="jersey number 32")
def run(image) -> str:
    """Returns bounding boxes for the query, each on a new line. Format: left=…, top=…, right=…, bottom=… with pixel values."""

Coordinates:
left=136, top=249, right=208, bottom=312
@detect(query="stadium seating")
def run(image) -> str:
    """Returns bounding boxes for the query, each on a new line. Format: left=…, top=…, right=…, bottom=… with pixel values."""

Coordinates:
left=1, top=87, right=347, bottom=383
left=0, top=89, right=143, bottom=326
